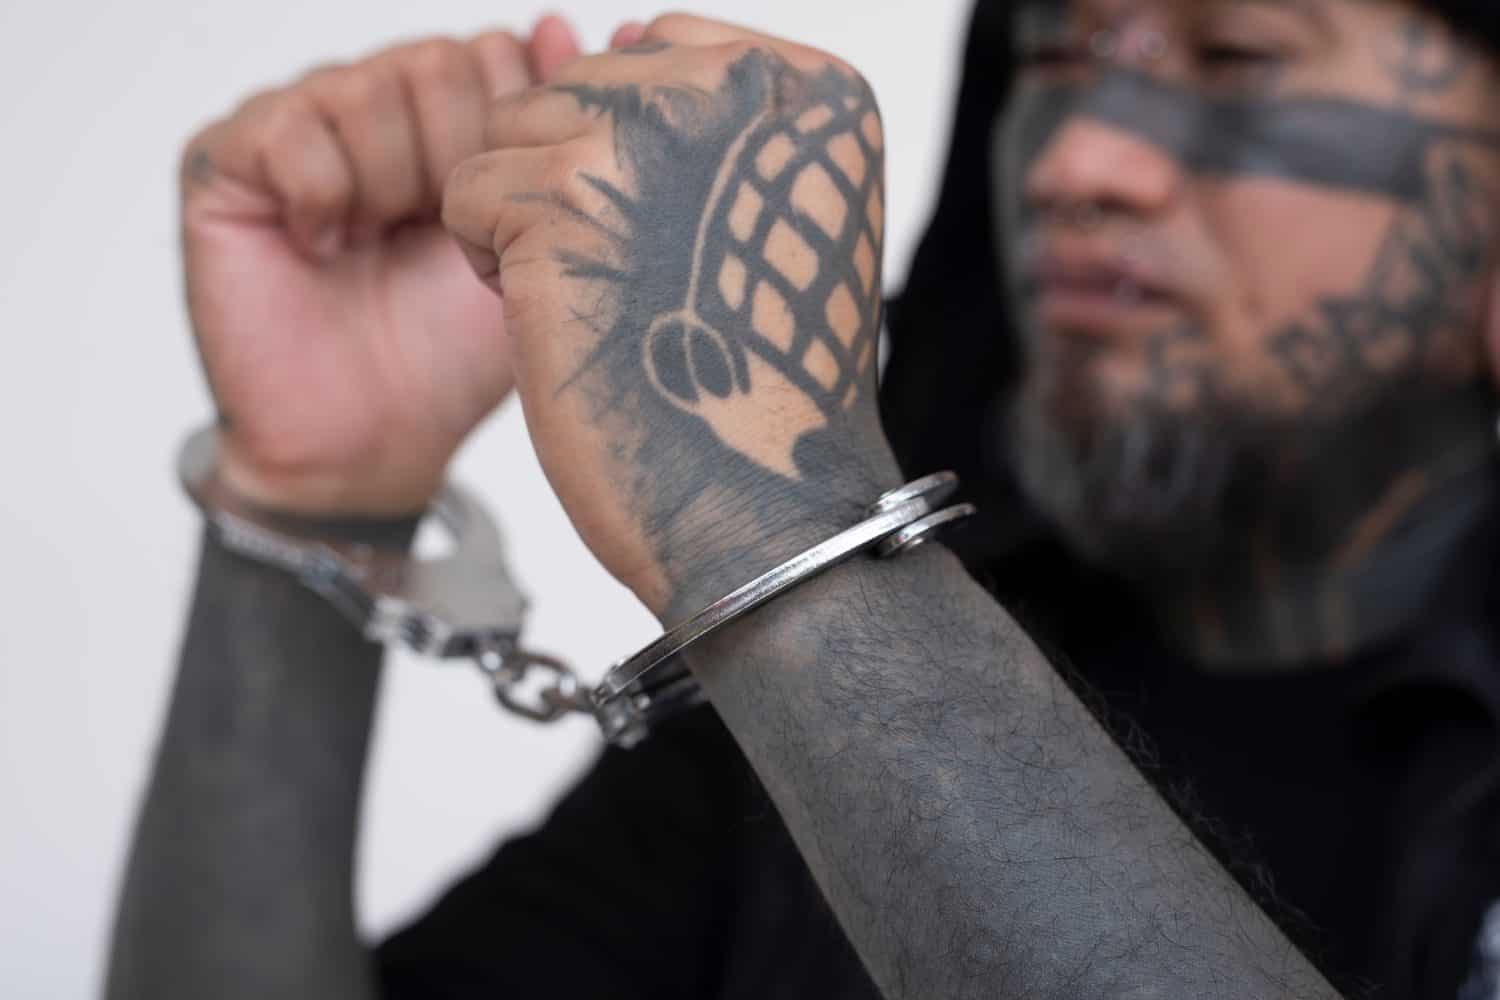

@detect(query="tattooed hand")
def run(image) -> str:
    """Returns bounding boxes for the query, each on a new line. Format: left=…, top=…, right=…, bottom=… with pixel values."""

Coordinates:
left=445, top=15, right=901, bottom=615
left=182, top=21, right=581, bottom=516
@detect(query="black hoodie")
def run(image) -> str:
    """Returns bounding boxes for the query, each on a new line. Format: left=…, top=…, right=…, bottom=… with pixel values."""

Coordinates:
left=377, top=5, right=1500, bottom=997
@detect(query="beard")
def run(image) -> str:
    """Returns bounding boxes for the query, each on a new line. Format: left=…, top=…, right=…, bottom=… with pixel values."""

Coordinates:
left=1006, top=337, right=1271, bottom=581
left=1007, top=323, right=1500, bottom=597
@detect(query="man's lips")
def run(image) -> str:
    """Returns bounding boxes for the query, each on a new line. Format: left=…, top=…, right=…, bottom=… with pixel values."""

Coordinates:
left=1022, top=246, right=1186, bottom=337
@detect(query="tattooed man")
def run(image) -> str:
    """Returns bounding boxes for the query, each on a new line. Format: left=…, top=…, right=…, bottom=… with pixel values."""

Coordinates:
left=109, top=2, right=1500, bottom=999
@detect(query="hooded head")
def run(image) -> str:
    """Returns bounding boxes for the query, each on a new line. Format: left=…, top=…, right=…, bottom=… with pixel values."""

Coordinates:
left=886, top=0, right=1500, bottom=664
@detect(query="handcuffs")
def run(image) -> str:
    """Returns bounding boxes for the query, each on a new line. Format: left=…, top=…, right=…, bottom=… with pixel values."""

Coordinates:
left=180, top=427, right=976, bottom=748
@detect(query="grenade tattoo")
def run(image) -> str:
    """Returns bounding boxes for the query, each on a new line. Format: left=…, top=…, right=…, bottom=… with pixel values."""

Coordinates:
left=637, top=64, right=886, bottom=479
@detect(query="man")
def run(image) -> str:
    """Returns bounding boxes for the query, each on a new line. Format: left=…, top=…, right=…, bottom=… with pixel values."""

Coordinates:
left=107, top=1, right=1500, bottom=997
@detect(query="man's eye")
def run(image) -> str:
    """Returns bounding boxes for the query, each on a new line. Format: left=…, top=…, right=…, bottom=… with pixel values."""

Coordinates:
left=1196, top=43, right=1284, bottom=69
left=1018, top=44, right=1087, bottom=71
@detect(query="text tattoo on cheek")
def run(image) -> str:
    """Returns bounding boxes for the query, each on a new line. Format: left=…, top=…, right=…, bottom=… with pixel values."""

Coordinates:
left=1382, top=13, right=1476, bottom=101
left=1007, top=45, right=1500, bottom=410
left=548, top=52, right=886, bottom=483
left=1270, top=144, right=1495, bottom=400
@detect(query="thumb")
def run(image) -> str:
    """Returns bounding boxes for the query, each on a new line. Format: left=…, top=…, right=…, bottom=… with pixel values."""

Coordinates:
left=609, top=22, right=648, bottom=50
left=529, top=14, right=583, bottom=82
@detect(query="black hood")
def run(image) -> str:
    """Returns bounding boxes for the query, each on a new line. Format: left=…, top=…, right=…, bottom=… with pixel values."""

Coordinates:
left=879, top=1, right=1024, bottom=568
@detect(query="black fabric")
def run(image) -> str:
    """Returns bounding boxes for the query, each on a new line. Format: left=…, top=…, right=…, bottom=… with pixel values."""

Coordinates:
left=376, top=708, right=879, bottom=999
left=378, top=3, right=1500, bottom=996
left=986, top=510, right=1500, bottom=999
left=1427, top=1, right=1500, bottom=53
left=375, top=514, right=1500, bottom=1000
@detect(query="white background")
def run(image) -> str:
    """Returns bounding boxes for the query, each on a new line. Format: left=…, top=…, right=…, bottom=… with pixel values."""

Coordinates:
left=0, top=2, right=970, bottom=995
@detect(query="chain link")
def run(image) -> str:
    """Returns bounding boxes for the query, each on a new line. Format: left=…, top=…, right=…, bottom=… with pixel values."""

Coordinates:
left=474, top=641, right=592, bottom=724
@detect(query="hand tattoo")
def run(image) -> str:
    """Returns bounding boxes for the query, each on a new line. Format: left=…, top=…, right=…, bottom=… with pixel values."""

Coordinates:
left=553, top=51, right=885, bottom=482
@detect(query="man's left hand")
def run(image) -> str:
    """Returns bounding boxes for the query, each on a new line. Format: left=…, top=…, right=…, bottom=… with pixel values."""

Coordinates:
left=444, top=14, right=900, bottom=616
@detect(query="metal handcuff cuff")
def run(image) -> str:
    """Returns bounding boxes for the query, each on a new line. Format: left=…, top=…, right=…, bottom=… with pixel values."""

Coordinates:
left=180, top=426, right=976, bottom=748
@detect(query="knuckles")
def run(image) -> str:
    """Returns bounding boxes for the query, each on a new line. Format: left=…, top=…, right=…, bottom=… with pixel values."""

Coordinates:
left=442, top=155, right=494, bottom=212
left=641, top=12, right=702, bottom=42
left=255, top=92, right=316, bottom=150
left=400, top=37, right=476, bottom=90
left=481, top=88, right=548, bottom=148
left=307, top=65, right=394, bottom=116
left=707, top=38, right=767, bottom=68
left=541, top=138, right=603, bottom=197
left=470, top=29, right=527, bottom=64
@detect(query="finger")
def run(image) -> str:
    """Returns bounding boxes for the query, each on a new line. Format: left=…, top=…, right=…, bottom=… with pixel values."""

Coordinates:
left=441, top=147, right=545, bottom=265
left=484, top=87, right=595, bottom=150
left=388, top=39, right=490, bottom=201
left=541, top=41, right=737, bottom=92
left=442, top=141, right=599, bottom=285
left=609, top=22, right=647, bottom=51
left=639, top=12, right=765, bottom=47
left=193, top=90, right=355, bottom=258
left=303, top=63, right=427, bottom=234
left=450, top=233, right=504, bottom=295
left=640, top=12, right=834, bottom=69
left=529, top=14, right=583, bottom=82
left=469, top=30, right=532, bottom=98
left=488, top=40, right=744, bottom=145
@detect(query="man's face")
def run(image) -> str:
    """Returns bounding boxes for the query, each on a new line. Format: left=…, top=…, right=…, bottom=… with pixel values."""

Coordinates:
left=995, top=0, right=1500, bottom=575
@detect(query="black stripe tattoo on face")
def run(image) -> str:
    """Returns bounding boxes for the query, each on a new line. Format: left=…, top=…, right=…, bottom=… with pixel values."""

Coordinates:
left=1008, top=67, right=1500, bottom=204
left=992, top=0, right=1500, bottom=667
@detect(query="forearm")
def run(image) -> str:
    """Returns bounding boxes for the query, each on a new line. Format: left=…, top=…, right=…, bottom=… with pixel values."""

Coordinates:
left=688, top=545, right=1339, bottom=999
left=107, top=528, right=394, bottom=1000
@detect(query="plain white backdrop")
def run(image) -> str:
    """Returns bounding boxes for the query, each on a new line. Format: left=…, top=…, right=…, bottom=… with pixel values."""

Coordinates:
left=0, top=1, right=971, bottom=995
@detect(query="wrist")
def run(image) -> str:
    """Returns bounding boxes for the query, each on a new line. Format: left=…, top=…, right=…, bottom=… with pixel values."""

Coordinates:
left=218, top=439, right=441, bottom=520
left=679, top=533, right=987, bottom=691
left=647, top=447, right=907, bottom=625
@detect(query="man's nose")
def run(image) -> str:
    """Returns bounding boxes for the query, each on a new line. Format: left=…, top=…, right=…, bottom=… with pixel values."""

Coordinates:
left=1024, top=115, right=1182, bottom=220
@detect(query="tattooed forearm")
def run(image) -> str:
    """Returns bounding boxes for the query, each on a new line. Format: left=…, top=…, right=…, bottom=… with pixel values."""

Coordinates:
left=469, top=36, right=1337, bottom=995
left=688, top=544, right=1341, bottom=999
left=107, top=529, right=399, bottom=999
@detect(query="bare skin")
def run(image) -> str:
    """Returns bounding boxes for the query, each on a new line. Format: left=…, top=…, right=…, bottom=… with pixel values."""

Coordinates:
left=105, top=20, right=585, bottom=999
left=111, top=2, right=1500, bottom=999
left=442, top=11, right=1340, bottom=996
left=182, top=20, right=582, bottom=516
left=997, top=0, right=1500, bottom=668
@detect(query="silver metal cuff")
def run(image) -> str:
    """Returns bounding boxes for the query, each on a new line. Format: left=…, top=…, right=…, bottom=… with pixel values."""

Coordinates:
left=179, top=425, right=975, bottom=747
left=592, top=472, right=975, bottom=747
left=178, top=427, right=529, bottom=659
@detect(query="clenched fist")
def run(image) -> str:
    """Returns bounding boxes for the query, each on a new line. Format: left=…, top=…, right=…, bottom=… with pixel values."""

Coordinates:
left=182, top=20, right=581, bottom=515
left=443, top=14, right=903, bottom=616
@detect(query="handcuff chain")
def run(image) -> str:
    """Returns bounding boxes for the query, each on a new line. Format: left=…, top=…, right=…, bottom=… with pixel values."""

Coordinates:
left=473, top=640, right=592, bottom=724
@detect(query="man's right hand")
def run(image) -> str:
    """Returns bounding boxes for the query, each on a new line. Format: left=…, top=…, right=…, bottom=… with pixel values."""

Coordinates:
left=181, top=20, right=581, bottom=516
